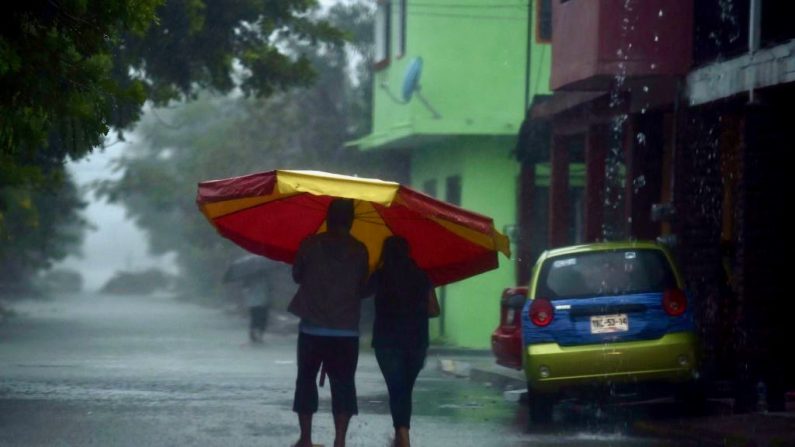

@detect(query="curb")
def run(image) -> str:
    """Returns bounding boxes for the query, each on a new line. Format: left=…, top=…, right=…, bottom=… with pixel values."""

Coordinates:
left=436, top=358, right=472, bottom=378
left=469, top=365, right=526, bottom=391
left=427, top=347, right=492, bottom=357
left=434, top=356, right=525, bottom=391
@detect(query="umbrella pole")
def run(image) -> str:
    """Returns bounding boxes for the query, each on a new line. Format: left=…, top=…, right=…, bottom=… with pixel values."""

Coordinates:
left=319, top=363, right=326, bottom=387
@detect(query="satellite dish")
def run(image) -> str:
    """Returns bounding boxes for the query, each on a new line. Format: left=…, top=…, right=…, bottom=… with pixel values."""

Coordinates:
left=401, top=57, right=423, bottom=102
left=379, top=56, right=440, bottom=118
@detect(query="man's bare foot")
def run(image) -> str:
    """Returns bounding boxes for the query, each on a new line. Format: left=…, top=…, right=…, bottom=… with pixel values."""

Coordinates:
left=332, top=413, right=350, bottom=447
left=292, top=440, right=323, bottom=447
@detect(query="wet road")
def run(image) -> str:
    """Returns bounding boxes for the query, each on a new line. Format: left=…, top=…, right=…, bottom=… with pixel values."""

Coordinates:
left=0, top=293, right=682, bottom=446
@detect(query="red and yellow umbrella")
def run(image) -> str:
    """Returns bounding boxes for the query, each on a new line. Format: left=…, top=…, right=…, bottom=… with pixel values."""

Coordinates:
left=197, top=170, right=510, bottom=286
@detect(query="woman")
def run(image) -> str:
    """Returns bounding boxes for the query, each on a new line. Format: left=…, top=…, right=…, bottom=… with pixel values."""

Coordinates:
left=369, top=236, right=435, bottom=447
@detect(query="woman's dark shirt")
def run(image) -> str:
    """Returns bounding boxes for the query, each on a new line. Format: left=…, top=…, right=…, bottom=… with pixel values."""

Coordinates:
left=369, top=266, right=431, bottom=350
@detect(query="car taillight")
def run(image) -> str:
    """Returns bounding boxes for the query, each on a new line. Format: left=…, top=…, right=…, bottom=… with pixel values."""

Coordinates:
left=662, top=288, right=687, bottom=316
left=529, top=298, right=554, bottom=327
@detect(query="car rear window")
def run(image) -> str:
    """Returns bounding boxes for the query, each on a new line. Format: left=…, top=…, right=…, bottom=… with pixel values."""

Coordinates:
left=535, top=249, right=677, bottom=300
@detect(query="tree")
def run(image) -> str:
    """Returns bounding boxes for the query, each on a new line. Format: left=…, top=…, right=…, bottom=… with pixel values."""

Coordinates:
left=97, top=3, right=406, bottom=299
left=0, top=0, right=343, bottom=293
left=0, top=171, right=87, bottom=295
left=1, top=0, right=342, bottom=188
left=1, top=1, right=159, bottom=187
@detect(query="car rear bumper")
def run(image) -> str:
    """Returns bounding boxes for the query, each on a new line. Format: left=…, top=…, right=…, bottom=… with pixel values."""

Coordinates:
left=524, top=332, right=698, bottom=393
left=491, top=328, right=522, bottom=370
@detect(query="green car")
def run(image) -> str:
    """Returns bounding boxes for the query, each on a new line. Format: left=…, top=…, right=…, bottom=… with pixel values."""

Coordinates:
left=520, top=241, right=701, bottom=423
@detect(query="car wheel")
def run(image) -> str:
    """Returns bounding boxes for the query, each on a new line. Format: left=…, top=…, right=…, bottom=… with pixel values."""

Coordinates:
left=527, top=385, right=554, bottom=425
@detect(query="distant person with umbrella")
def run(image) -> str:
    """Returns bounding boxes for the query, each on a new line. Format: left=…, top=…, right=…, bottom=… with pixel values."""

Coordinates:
left=223, top=255, right=273, bottom=342
left=368, top=236, right=437, bottom=447
left=288, top=198, right=369, bottom=447
left=242, top=275, right=269, bottom=343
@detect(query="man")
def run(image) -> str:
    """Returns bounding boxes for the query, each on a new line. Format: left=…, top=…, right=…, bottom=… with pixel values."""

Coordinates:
left=289, top=198, right=369, bottom=447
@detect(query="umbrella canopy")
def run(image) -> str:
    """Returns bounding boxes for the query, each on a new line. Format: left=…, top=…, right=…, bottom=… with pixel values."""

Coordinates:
left=197, top=170, right=510, bottom=286
left=222, top=254, right=280, bottom=283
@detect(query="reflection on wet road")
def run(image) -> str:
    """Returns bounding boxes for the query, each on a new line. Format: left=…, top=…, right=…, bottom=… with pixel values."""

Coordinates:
left=0, top=293, right=686, bottom=446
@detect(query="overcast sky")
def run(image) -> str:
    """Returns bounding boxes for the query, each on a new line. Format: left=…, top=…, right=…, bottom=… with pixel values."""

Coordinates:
left=55, top=141, right=176, bottom=291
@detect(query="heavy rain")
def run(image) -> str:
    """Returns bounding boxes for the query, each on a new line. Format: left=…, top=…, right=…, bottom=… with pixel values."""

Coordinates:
left=1, top=1, right=793, bottom=446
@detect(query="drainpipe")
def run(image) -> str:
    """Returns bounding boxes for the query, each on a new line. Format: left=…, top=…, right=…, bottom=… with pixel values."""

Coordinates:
left=672, top=78, right=680, bottom=205
left=748, top=0, right=762, bottom=103
left=524, top=0, right=534, bottom=111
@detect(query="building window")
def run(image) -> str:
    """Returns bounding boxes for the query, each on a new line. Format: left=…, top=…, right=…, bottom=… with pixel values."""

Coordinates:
left=374, top=1, right=391, bottom=69
left=445, top=176, right=461, bottom=206
left=762, top=0, right=795, bottom=47
left=396, top=0, right=407, bottom=57
left=537, top=0, right=552, bottom=42
left=423, top=179, right=438, bottom=198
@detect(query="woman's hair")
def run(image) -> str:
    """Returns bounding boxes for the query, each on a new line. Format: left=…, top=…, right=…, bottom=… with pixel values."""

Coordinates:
left=377, top=236, right=427, bottom=313
left=380, top=235, right=412, bottom=271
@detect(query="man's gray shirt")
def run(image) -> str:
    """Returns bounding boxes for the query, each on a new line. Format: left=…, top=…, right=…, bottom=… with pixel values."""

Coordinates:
left=288, top=231, right=369, bottom=331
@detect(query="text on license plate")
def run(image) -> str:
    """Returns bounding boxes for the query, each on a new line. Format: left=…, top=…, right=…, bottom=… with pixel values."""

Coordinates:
left=590, top=314, right=629, bottom=334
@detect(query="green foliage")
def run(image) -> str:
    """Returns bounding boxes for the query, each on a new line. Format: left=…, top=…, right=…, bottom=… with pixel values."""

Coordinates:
left=0, top=0, right=163, bottom=187
left=0, top=0, right=343, bottom=294
left=117, top=0, right=344, bottom=106
left=97, top=3, right=407, bottom=299
left=0, top=169, right=87, bottom=295
left=1, top=0, right=343, bottom=188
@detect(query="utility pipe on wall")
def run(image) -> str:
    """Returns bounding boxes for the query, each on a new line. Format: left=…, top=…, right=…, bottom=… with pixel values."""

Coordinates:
left=748, top=0, right=762, bottom=103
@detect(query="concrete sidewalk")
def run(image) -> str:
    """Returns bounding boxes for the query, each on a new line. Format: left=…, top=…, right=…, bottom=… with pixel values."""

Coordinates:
left=431, top=349, right=528, bottom=404
left=428, top=348, right=523, bottom=385
left=432, top=348, right=795, bottom=447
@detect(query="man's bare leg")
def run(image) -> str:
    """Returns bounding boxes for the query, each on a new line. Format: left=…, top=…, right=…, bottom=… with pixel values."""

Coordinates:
left=332, top=413, right=351, bottom=447
left=294, top=413, right=313, bottom=447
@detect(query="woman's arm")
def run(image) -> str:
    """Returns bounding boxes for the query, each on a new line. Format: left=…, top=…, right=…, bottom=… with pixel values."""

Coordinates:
left=427, top=287, right=441, bottom=318
left=361, top=270, right=379, bottom=299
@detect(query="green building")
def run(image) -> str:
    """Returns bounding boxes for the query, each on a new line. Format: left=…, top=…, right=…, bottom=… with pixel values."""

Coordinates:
left=351, top=0, right=552, bottom=348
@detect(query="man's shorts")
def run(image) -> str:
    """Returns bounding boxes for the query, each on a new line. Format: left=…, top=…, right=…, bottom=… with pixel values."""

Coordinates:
left=293, top=332, right=359, bottom=415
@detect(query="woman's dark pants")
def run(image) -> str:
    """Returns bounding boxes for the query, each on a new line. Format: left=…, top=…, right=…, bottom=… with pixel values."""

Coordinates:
left=375, top=347, right=426, bottom=429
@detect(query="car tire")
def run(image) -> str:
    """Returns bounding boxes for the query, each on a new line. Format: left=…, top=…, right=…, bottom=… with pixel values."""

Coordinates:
left=527, top=385, right=554, bottom=425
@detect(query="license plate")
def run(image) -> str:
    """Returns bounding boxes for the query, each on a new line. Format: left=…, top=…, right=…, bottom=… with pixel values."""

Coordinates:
left=590, top=314, right=629, bottom=334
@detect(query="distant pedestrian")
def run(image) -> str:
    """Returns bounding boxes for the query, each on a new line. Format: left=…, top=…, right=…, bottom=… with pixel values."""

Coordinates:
left=288, top=198, right=370, bottom=447
left=243, top=276, right=269, bottom=343
left=369, top=236, right=438, bottom=447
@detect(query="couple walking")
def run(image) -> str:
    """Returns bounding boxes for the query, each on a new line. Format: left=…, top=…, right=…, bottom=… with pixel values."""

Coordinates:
left=289, top=199, right=436, bottom=447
